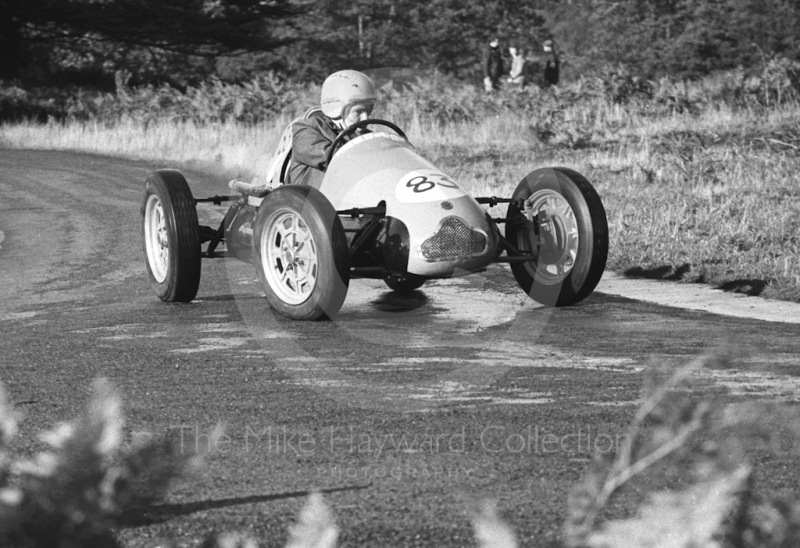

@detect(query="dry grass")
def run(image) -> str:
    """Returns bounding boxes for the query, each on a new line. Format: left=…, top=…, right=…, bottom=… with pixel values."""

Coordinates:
left=0, top=117, right=288, bottom=178
left=430, top=103, right=800, bottom=302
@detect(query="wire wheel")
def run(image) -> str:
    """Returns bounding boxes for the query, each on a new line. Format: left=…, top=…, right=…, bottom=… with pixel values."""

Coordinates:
left=261, top=210, right=320, bottom=305
left=143, top=195, right=170, bottom=283
left=519, top=189, right=579, bottom=286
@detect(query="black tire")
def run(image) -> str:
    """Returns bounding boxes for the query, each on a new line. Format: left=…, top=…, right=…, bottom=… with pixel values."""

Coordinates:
left=141, top=169, right=201, bottom=302
left=383, top=275, right=425, bottom=292
left=253, top=186, right=350, bottom=320
left=505, top=167, right=608, bottom=306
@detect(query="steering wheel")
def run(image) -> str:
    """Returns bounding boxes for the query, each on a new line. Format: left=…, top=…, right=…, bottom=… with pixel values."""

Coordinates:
left=325, top=119, right=408, bottom=167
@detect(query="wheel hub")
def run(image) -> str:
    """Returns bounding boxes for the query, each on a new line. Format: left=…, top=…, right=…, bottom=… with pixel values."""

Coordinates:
left=521, top=190, right=579, bottom=285
left=144, top=195, right=170, bottom=283
left=281, top=244, right=296, bottom=266
left=261, top=210, right=319, bottom=305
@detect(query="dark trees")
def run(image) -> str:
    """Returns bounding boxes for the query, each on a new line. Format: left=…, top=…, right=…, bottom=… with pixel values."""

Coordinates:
left=569, top=0, right=800, bottom=78
left=2, top=0, right=798, bottom=87
left=0, top=0, right=300, bottom=83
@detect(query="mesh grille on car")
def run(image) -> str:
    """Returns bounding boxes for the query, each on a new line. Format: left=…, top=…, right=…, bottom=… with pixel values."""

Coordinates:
left=420, top=217, right=487, bottom=261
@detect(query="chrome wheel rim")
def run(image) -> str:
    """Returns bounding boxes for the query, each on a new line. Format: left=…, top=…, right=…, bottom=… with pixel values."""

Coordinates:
left=261, top=210, right=318, bottom=305
left=519, top=190, right=579, bottom=285
left=144, top=194, right=169, bottom=283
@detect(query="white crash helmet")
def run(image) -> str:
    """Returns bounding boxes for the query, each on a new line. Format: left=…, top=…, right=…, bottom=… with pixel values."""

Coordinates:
left=320, top=70, right=377, bottom=119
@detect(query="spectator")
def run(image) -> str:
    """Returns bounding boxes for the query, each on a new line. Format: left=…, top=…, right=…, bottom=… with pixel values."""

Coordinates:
left=507, top=46, right=526, bottom=88
left=483, top=38, right=504, bottom=92
left=542, top=39, right=560, bottom=87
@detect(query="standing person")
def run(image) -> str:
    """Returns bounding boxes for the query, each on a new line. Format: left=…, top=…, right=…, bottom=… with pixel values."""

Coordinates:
left=507, top=46, right=526, bottom=88
left=286, top=70, right=378, bottom=189
left=483, top=38, right=504, bottom=92
left=542, top=39, right=560, bottom=87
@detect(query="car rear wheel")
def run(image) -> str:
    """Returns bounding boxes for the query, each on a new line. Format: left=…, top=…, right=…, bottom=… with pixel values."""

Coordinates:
left=505, top=167, right=608, bottom=306
left=141, top=169, right=201, bottom=302
left=254, top=186, right=350, bottom=320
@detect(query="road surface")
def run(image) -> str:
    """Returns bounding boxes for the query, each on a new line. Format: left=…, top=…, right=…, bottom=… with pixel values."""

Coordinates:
left=1, top=150, right=798, bottom=547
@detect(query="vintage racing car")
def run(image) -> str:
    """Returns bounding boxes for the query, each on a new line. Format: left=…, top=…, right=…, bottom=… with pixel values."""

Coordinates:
left=141, top=117, right=609, bottom=320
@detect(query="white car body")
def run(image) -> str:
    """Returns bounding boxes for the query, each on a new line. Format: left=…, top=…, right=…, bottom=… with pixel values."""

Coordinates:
left=320, top=132, right=497, bottom=277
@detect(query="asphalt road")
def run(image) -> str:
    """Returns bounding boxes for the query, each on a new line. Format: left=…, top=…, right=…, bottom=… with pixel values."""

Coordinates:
left=1, top=150, right=799, bottom=547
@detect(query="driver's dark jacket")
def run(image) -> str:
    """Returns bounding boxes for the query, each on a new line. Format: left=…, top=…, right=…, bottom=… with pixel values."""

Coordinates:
left=286, top=111, right=362, bottom=189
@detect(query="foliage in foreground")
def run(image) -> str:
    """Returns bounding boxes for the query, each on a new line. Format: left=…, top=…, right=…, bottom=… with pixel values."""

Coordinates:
left=0, top=380, right=518, bottom=548
left=565, top=353, right=800, bottom=547
left=0, top=380, right=200, bottom=547
left=2, top=353, right=800, bottom=547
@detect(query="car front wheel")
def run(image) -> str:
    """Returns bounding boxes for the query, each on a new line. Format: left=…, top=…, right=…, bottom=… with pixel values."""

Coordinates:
left=505, top=167, right=608, bottom=306
left=253, top=186, right=350, bottom=320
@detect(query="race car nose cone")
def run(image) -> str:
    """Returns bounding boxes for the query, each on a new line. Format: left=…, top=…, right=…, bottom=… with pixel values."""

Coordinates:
left=420, top=216, right=488, bottom=262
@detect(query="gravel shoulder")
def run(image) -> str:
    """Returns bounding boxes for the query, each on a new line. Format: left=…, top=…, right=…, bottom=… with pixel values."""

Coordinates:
left=598, top=272, right=800, bottom=324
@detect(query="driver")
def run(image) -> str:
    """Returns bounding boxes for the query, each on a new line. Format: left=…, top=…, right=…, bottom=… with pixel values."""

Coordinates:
left=285, top=70, right=377, bottom=188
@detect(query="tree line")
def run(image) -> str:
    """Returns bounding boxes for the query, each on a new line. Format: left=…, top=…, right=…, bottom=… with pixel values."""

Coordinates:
left=1, top=0, right=798, bottom=88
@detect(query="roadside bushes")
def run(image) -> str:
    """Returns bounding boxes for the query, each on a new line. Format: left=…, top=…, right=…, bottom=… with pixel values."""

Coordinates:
left=0, top=85, right=74, bottom=123
left=105, top=72, right=317, bottom=125
left=0, top=73, right=318, bottom=125
left=558, top=56, right=800, bottom=114
left=2, top=56, right=798, bottom=127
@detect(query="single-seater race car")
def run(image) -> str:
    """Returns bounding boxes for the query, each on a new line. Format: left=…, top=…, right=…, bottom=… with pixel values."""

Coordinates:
left=141, top=116, right=609, bottom=320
